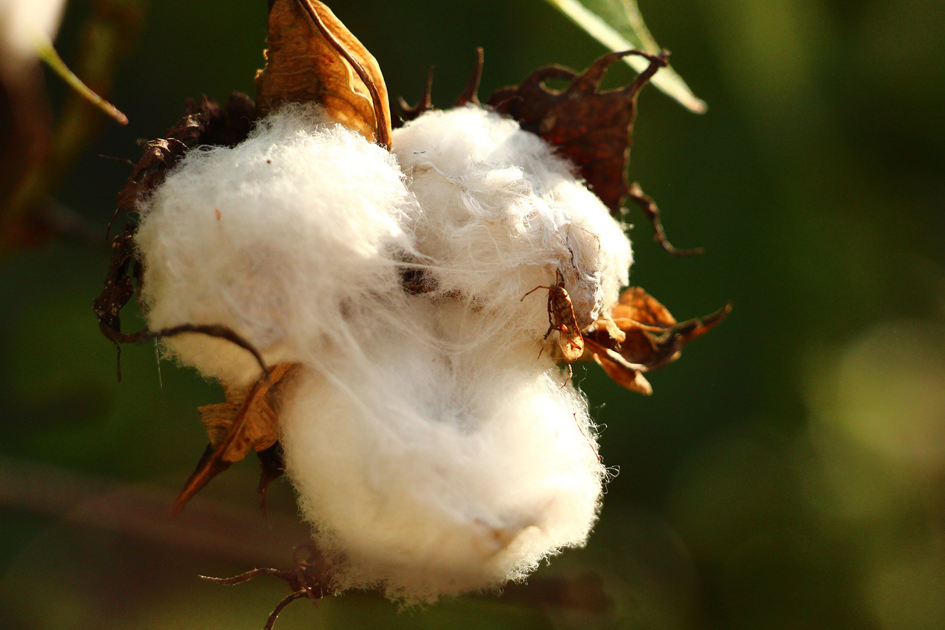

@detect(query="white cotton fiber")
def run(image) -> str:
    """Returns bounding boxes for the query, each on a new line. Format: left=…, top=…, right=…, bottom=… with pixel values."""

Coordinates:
left=135, top=105, right=418, bottom=385
left=392, top=106, right=632, bottom=336
left=137, top=101, right=632, bottom=601
left=273, top=107, right=629, bottom=601
left=280, top=297, right=605, bottom=602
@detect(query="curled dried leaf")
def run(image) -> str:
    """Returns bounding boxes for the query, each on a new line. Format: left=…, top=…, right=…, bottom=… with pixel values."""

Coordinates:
left=588, top=342, right=653, bottom=395
left=583, top=287, right=730, bottom=394
left=198, top=385, right=279, bottom=460
left=489, top=51, right=699, bottom=255
left=257, top=0, right=391, bottom=148
left=489, top=50, right=665, bottom=215
left=174, top=362, right=298, bottom=515
left=257, top=443, right=287, bottom=512
left=611, top=286, right=677, bottom=329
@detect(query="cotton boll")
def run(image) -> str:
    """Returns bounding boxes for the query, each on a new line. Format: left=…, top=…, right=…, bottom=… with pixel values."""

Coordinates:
left=135, top=105, right=417, bottom=385
left=392, top=106, right=632, bottom=339
left=275, top=108, right=621, bottom=599
left=280, top=299, right=604, bottom=602
left=136, top=100, right=618, bottom=602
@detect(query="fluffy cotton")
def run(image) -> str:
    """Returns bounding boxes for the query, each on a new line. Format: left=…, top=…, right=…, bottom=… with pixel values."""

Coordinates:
left=276, top=107, right=630, bottom=600
left=280, top=297, right=605, bottom=602
left=392, top=106, right=632, bottom=336
left=136, top=104, right=418, bottom=385
left=137, top=103, right=634, bottom=602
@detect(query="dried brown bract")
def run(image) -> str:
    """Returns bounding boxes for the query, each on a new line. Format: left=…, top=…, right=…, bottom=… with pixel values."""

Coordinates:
left=489, top=51, right=698, bottom=256
left=175, top=362, right=297, bottom=515
left=257, top=0, right=392, bottom=148
left=115, top=94, right=256, bottom=217
left=92, top=225, right=139, bottom=347
left=589, top=346, right=656, bottom=395
left=489, top=50, right=664, bottom=215
left=396, top=65, right=435, bottom=125
left=455, top=47, right=484, bottom=107
left=93, top=94, right=257, bottom=379
left=583, top=287, right=730, bottom=395
left=396, top=47, right=483, bottom=126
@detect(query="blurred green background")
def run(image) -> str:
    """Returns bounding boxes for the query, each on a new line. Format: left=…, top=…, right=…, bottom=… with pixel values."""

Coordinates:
left=2, top=0, right=944, bottom=628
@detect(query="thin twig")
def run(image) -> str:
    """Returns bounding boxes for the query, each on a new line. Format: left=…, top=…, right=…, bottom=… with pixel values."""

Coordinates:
left=265, top=591, right=309, bottom=630
left=626, top=182, right=704, bottom=257
left=200, top=568, right=289, bottom=585
left=137, top=324, right=271, bottom=380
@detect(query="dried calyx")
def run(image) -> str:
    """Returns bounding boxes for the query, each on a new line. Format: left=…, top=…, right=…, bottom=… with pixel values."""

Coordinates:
left=490, top=50, right=663, bottom=216
left=257, top=0, right=391, bottom=147
left=94, top=0, right=727, bottom=614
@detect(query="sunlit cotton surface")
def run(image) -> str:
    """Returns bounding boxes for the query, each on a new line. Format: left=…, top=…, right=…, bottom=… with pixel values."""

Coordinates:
left=134, top=103, right=633, bottom=601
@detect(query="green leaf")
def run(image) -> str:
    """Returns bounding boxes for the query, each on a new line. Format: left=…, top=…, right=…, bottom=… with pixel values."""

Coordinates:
left=542, top=0, right=706, bottom=113
left=34, top=35, right=128, bottom=125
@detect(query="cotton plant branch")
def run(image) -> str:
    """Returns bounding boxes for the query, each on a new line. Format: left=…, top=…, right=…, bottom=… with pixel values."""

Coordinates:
left=1, top=454, right=616, bottom=627
left=200, top=546, right=616, bottom=630
left=0, top=455, right=308, bottom=567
